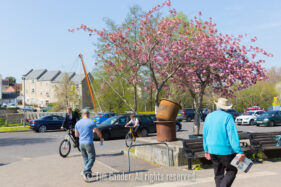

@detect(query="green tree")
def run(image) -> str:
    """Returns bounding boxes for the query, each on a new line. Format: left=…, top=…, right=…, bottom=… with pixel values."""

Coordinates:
left=53, top=74, right=79, bottom=111
left=232, top=81, right=278, bottom=112
left=5, top=76, right=16, bottom=86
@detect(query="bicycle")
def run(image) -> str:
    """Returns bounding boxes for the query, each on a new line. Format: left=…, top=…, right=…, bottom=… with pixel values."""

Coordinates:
left=125, top=126, right=137, bottom=147
left=59, top=128, right=80, bottom=158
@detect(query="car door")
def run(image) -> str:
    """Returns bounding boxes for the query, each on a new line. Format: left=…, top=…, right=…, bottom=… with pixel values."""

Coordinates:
left=277, top=112, right=281, bottom=125
left=111, top=116, right=129, bottom=138
left=52, top=116, right=64, bottom=129
left=42, top=116, right=54, bottom=130
left=140, top=116, right=155, bottom=133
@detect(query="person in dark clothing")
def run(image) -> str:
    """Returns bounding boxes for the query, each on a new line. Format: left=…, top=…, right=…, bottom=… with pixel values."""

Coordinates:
left=61, top=107, right=80, bottom=147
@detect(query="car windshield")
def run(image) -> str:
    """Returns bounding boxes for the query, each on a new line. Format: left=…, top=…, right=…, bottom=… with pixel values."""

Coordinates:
left=100, top=116, right=119, bottom=125
left=263, top=111, right=276, bottom=117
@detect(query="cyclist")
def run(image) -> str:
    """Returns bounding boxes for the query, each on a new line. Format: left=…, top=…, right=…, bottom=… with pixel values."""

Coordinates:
left=61, top=107, right=80, bottom=147
left=125, top=115, right=139, bottom=136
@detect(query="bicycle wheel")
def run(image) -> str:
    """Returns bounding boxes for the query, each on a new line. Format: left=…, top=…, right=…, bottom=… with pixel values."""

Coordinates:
left=125, top=133, right=133, bottom=148
left=59, top=139, right=71, bottom=158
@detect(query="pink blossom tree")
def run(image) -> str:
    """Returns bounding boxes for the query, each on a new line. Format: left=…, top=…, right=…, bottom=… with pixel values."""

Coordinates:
left=71, top=0, right=187, bottom=111
left=172, top=13, right=273, bottom=134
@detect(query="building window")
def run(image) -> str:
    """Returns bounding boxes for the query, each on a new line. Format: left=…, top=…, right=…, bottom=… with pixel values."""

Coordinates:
left=40, top=91, right=42, bottom=95
left=32, top=79, right=35, bottom=83
left=32, top=88, right=35, bottom=93
left=45, top=100, right=49, bottom=105
left=31, top=98, right=36, bottom=104
left=26, top=98, right=29, bottom=104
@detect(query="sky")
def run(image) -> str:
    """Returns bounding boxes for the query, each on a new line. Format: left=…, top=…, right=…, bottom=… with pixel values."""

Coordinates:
left=0, top=0, right=281, bottom=82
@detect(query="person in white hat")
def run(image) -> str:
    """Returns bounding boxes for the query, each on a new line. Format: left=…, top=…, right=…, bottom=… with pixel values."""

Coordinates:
left=203, top=98, right=245, bottom=187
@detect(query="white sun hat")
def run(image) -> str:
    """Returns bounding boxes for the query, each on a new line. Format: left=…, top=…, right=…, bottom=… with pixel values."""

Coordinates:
left=214, top=98, right=233, bottom=110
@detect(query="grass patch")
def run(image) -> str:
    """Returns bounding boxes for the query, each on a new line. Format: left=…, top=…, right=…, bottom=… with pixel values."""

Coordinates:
left=0, top=118, right=5, bottom=125
left=0, top=123, right=23, bottom=127
left=0, top=126, right=30, bottom=132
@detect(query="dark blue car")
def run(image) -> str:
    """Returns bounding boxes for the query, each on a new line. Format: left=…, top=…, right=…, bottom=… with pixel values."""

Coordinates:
left=92, top=112, right=117, bottom=125
left=29, top=115, right=65, bottom=133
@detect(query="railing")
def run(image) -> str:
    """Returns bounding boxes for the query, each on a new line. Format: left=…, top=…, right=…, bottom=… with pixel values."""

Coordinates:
left=127, top=142, right=170, bottom=173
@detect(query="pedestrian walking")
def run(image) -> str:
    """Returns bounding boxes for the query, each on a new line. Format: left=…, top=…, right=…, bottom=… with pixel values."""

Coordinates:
left=203, top=98, right=245, bottom=187
left=75, top=109, right=103, bottom=182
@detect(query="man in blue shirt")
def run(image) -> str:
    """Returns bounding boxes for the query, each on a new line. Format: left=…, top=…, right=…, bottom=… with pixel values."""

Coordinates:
left=203, top=98, right=245, bottom=187
left=75, top=109, right=103, bottom=182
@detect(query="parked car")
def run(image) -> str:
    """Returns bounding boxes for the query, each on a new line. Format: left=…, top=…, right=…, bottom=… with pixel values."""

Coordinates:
left=255, top=111, right=281, bottom=127
left=40, top=106, right=52, bottom=112
left=200, top=108, right=211, bottom=121
left=29, top=115, right=65, bottom=132
left=244, top=106, right=261, bottom=113
left=176, top=110, right=184, bottom=121
left=7, top=103, right=18, bottom=109
left=149, top=114, right=182, bottom=132
left=18, top=106, right=37, bottom=112
left=235, top=110, right=265, bottom=126
left=92, top=112, right=117, bottom=125
left=94, top=114, right=180, bottom=140
left=226, top=109, right=240, bottom=120
left=182, top=108, right=195, bottom=122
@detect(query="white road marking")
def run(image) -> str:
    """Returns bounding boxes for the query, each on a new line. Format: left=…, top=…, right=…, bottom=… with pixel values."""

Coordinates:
left=137, top=171, right=278, bottom=187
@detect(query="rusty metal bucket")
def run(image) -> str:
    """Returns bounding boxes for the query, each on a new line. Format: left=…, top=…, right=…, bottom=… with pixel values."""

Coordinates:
left=156, top=99, right=181, bottom=121
left=155, top=121, right=176, bottom=142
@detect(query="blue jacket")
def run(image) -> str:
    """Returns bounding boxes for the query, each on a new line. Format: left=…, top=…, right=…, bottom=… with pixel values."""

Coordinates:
left=203, top=110, right=243, bottom=155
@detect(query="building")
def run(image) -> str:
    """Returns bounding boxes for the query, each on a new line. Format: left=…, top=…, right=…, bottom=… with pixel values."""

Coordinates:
left=22, top=69, right=92, bottom=108
left=2, top=92, right=19, bottom=105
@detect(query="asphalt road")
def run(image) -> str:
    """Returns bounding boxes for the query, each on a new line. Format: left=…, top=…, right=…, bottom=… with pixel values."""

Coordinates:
left=1, top=121, right=281, bottom=169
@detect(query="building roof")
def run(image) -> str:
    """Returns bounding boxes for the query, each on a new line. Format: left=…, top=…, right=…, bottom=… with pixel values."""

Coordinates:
left=53, top=72, right=76, bottom=83
left=2, top=93, right=19, bottom=99
left=71, top=74, right=85, bottom=84
left=24, top=69, right=47, bottom=80
left=38, top=71, right=61, bottom=81
left=3, top=86, right=16, bottom=93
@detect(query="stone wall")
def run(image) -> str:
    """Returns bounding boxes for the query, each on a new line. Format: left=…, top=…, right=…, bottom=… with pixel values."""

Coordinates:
left=131, top=137, right=188, bottom=167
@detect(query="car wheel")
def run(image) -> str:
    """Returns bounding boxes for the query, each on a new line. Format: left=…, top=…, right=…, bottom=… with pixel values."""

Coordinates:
left=176, top=124, right=180, bottom=132
left=269, top=121, right=275, bottom=127
left=250, top=120, right=255, bottom=126
left=102, top=131, right=111, bottom=140
left=39, top=125, right=47, bottom=133
left=186, top=117, right=192, bottom=122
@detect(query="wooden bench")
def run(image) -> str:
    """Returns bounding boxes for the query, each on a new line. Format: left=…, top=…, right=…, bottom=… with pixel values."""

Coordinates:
left=183, top=135, right=250, bottom=170
left=249, top=131, right=281, bottom=161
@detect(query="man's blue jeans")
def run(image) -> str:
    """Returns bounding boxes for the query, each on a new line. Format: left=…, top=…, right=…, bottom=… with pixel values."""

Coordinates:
left=80, top=144, right=96, bottom=175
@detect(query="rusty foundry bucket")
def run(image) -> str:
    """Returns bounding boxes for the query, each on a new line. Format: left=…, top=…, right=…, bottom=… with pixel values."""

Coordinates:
left=155, top=121, right=176, bottom=142
left=156, top=99, right=181, bottom=121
